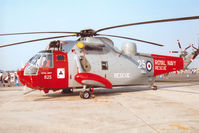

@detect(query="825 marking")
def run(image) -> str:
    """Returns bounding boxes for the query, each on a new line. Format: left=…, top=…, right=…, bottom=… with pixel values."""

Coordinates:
left=44, top=75, right=52, bottom=79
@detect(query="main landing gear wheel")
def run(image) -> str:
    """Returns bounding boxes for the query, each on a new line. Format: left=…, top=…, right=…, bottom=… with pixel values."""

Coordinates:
left=80, top=90, right=91, bottom=99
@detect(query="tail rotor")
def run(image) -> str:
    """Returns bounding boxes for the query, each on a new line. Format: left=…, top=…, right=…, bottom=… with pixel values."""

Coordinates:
left=169, top=40, right=199, bottom=57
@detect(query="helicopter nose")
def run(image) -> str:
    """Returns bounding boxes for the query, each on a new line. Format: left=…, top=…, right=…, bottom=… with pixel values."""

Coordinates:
left=17, top=69, right=26, bottom=85
left=17, top=69, right=32, bottom=87
left=17, top=69, right=22, bottom=77
left=17, top=67, right=40, bottom=89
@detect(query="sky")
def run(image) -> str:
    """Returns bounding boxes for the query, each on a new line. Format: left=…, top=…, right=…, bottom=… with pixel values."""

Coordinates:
left=0, top=0, right=199, bottom=70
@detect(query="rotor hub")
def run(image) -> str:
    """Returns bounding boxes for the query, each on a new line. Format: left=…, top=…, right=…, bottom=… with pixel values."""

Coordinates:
left=79, top=29, right=96, bottom=37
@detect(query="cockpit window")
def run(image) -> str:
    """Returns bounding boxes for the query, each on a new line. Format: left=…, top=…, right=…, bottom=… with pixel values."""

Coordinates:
left=24, top=52, right=53, bottom=75
left=40, top=54, right=53, bottom=68
left=28, top=54, right=41, bottom=67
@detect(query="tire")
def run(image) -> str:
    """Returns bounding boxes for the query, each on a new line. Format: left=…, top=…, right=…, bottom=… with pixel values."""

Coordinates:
left=82, top=91, right=91, bottom=99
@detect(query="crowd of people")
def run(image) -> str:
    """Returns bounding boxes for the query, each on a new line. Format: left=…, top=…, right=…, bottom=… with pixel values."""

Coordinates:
left=0, top=72, right=19, bottom=87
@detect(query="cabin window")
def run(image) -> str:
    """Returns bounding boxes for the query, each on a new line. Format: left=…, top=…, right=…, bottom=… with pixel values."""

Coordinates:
left=101, top=61, right=108, bottom=70
left=57, top=55, right=65, bottom=61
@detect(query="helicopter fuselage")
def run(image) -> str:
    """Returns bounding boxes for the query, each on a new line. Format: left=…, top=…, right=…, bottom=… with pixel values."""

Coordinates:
left=0, top=15, right=197, bottom=99
left=17, top=37, right=185, bottom=94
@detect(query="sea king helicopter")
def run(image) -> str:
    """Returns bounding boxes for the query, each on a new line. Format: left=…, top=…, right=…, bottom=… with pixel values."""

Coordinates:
left=1, top=16, right=199, bottom=99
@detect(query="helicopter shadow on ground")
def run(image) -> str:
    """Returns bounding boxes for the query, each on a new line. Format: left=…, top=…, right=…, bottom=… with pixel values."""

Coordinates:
left=34, top=82, right=199, bottom=101
left=34, top=86, right=153, bottom=101
left=33, top=86, right=151, bottom=101
left=93, top=86, right=152, bottom=97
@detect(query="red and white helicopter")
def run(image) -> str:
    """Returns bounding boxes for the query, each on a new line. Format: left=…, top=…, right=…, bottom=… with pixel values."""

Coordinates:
left=1, top=16, right=199, bottom=99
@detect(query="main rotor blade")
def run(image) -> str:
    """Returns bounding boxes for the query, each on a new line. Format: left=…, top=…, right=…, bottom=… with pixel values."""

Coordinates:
left=97, top=34, right=164, bottom=46
left=95, top=16, right=199, bottom=33
left=0, top=34, right=77, bottom=48
left=177, top=40, right=182, bottom=49
left=0, top=31, right=79, bottom=36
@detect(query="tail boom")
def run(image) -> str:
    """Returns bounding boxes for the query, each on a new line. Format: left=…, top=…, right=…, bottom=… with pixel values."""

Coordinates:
left=151, top=54, right=184, bottom=76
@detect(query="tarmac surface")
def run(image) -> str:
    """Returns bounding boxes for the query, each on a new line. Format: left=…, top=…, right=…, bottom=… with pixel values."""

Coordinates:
left=0, top=82, right=199, bottom=133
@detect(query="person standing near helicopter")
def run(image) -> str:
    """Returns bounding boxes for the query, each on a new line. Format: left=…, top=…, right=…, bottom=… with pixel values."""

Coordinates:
left=7, top=73, right=11, bottom=87
left=14, top=73, right=19, bottom=86
left=2, top=73, right=11, bottom=87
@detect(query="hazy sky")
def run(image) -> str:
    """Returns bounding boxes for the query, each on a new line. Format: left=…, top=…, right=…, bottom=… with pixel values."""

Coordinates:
left=0, top=0, right=199, bottom=70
